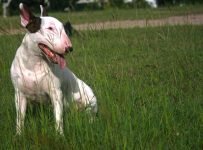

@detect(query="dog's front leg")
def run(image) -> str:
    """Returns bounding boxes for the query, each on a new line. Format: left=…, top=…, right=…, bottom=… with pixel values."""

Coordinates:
left=49, top=89, right=64, bottom=135
left=15, top=90, right=27, bottom=135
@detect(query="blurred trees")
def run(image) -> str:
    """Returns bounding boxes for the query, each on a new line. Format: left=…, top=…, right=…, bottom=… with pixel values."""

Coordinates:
left=2, top=0, right=203, bottom=12
left=48, top=0, right=79, bottom=10
left=157, top=0, right=203, bottom=6
left=109, top=0, right=124, bottom=7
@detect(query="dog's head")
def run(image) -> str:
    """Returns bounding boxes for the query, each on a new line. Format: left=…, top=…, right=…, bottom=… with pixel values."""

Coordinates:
left=19, top=3, right=73, bottom=68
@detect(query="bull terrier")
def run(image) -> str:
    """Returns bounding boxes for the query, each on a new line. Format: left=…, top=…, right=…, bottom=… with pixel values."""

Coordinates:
left=10, top=3, right=97, bottom=135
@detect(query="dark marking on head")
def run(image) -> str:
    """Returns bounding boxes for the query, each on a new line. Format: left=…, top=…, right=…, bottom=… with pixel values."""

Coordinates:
left=26, top=17, right=41, bottom=33
left=19, top=3, right=42, bottom=33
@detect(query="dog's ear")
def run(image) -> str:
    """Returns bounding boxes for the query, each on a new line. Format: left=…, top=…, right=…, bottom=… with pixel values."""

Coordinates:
left=40, top=5, right=48, bottom=16
left=19, top=3, right=41, bottom=33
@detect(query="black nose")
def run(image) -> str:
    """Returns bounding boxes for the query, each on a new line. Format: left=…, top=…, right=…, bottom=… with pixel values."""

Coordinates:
left=69, top=47, right=73, bottom=52
left=65, top=47, right=73, bottom=53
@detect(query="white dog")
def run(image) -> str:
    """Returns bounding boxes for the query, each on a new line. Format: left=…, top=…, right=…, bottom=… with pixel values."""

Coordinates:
left=10, top=3, right=97, bottom=135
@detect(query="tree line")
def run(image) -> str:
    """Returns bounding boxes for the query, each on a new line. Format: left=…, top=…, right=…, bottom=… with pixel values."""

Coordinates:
left=2, top=0, right=203, bottom=12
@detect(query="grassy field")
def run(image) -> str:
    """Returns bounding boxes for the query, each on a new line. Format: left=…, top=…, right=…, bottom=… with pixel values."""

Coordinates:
left=0, top=4, right=203, bottom=31
left=0, top=25, right=202, bottom=149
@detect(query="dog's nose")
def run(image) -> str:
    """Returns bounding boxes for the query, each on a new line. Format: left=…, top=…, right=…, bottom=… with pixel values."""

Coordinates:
left=65, top=47, right=73, bottom=53
left=69, top=47, right=73, bottom=52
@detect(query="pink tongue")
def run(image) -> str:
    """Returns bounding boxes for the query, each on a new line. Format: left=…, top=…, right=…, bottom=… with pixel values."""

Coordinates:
left=56, top=55, right=66, bottom=69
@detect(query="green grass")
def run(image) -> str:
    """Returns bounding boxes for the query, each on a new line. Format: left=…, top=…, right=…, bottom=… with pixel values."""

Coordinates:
left=0, top=4, right=203, bottom=31
left=52, top=4, right=203, bottom=24
left=0, top=25, right=202, bottom=149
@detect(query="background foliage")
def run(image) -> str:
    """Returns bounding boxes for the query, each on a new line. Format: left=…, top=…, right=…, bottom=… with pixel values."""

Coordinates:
left=2, top=0, right=203, bottom=12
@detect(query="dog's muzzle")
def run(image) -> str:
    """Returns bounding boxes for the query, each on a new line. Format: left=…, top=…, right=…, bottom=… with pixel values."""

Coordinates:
left=38, top=43, right=68, bottom=69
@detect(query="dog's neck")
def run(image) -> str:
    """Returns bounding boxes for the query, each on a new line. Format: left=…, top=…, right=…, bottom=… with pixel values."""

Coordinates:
left=16, top=34, right=49, bottom=71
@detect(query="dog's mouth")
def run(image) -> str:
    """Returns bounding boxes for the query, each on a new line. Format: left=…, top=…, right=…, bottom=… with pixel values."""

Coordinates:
left=38, top=43, right=66, bottom=69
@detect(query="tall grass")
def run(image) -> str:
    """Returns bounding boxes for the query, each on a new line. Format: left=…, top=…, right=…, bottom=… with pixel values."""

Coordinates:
left=0, top=25, right=202, bottom=149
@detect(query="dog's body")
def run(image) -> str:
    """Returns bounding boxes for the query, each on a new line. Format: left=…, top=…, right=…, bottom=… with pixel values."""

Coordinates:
left=10, top=4, right=97, bottom=134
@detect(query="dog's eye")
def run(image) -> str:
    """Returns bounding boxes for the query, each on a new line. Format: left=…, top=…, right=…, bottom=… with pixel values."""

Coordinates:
left=48, top=27, right=53, bottom=30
